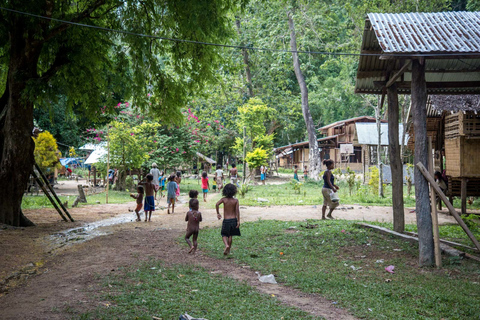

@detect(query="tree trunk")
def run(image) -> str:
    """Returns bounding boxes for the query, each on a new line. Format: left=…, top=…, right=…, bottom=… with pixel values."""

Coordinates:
left=411, top=58, right=434, bottom=266
left=287, top=12, right=321, bottom=180
left=235, top=19, right=254, bottom=97
left=387, top=84, right=405, bottom=233
left=0, top=17, right=44, bottom=226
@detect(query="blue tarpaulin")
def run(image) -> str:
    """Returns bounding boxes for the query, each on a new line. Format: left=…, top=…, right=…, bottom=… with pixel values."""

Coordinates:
left=59, top=158, right=83, bottom=166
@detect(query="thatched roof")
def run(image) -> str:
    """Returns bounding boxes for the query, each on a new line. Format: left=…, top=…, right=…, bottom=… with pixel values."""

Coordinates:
left=429, top=95, right=480, bottom=114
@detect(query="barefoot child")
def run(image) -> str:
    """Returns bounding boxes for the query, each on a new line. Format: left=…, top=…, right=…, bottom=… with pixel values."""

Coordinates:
left=201, top=171, right=209, bottom=202
left=166, top=175, right=178, bottom=214
left=188, top=189, right=199, bottom=210
left=130, top=185, right=144, bottom=221
left=212, top=177, right=217, bottom=193
left=216, top=183, right=240, bottom=255
left=139, top=174, right=155, bottom=222
left=185, top=198, right=202, bottom=254
left=303, top=166, right=308, bottom=181
left=158, top=171, right=166, bottom=198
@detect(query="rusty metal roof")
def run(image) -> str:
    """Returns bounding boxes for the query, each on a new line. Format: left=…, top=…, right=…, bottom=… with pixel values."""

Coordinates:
left=356, top=12, right=480, bottom=95
left=368, top=12, right=480, bottom=53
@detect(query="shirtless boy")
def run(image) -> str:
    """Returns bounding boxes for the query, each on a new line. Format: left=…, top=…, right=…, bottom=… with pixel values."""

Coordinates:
left=216, top=183, right=240, bottom=255
left=185, top=198, right=202, bottom=254
left=139, top=174, right=155, bottom=222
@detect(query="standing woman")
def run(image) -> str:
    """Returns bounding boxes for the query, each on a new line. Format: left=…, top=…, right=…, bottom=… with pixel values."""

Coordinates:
left=321, top=159, right=339, bottom=219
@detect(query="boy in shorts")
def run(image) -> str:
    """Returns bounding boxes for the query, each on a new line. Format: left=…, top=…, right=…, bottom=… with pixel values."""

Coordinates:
left=216, top=183, right=241, bottom=255
left=139, top=174, right=155, bottom=222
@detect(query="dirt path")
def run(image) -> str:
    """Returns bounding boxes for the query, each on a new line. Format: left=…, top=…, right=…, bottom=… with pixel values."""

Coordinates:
left=0, top=192, right=458, bottom=319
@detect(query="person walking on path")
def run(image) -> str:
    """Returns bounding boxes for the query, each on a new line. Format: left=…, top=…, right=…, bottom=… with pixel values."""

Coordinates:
left=130, top=185, right=144, bottom=221
left=150, top=163, right=161, bottom=200
left=216, top=183, right=241, bottom=255
left=293, top=165, right=299, bottom=181
left=175, top=171, right=182, bottom=201
left=201, top=171, right=210, bottom=202
left=215, top=165, right=224, bottom=190
left=185, top=198, right=202, bottom=254
left=321, top=159, right=339, bottom=220
left=229, top=164, right=239, bottom=187
left=139, top=174, right=155, bottom=222
left=166, top=175, right=178, bottom=214
left=260, top=165, right=266, bottom=185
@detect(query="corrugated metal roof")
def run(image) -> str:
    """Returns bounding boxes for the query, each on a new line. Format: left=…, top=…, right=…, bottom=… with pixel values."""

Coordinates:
left=368, top=12, right=480, bottom=53
left=355, top=11, right=480, bottom=95
left=318, top=116, right=385, bottom=131
left=355, top=123, right=406, bottom=146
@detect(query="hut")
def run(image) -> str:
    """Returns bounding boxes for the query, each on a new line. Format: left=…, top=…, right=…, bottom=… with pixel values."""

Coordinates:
left=355, top=11, right=480, bottom=265
left=409, top=95, right=480, bottom=213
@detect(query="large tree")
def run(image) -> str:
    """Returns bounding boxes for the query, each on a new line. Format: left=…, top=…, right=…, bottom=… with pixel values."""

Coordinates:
left=0, top=0, right=243, bottom=226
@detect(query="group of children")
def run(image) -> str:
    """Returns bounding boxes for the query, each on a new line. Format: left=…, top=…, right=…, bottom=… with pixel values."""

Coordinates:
left=130, top=171, right=241, bottom=255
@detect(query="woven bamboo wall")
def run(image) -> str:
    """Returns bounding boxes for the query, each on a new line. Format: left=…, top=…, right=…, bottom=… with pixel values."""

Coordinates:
left=445, top=137, right=480, bottom=178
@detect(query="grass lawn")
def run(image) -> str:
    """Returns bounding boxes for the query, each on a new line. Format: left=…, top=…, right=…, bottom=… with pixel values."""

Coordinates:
left=198, top=220, right=480, bottom=320
left=77, top=261, right=318, bottom=320
left=369, top=221, right=480, bottom=251
left=21, top=191, right=132, bottom=210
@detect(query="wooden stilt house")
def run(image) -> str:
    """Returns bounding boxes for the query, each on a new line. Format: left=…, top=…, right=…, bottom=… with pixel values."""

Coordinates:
left=409, top=95, right=480, bottom=213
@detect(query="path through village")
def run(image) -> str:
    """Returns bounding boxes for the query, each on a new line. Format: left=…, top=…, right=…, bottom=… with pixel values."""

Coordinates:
left=0, top=180, right=457, bottom=319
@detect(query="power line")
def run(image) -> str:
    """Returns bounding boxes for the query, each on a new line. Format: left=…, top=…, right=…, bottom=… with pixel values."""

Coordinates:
left=1, top=6, right=479, bottom=59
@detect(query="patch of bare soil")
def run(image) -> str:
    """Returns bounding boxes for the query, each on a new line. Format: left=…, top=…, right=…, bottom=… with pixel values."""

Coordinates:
left=0, top=191, right=459, bottom=319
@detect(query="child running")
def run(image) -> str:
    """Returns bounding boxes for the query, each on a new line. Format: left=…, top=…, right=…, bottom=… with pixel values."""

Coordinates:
left=166, top=175, right=178, bottom=214
left=201, top=171, right=210, bottom=202
left=188, top=189, right=199, bottom=210
left=158, top=171, right=166, bottom=198
left=139, top=174, right=155, bottom=222
left=130, top=185, right=144, bottom=221
left=216, top=183, right=241, bottom=255
left=185, top=198, right=202, bottom=254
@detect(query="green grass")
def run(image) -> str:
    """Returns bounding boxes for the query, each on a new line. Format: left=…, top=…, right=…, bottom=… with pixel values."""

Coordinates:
left=234, top=180, right=418, bottom=207
left=77, top=260, right=318, bottom=320
left=199, top=220, right=480, bottom=320
left=21, top=191, right=132, bottom=210
left=368, top=221, right=480, bottom=251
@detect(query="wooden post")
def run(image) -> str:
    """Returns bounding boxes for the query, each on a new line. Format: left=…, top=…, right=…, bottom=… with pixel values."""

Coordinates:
left=411, top=58, right=434, bottom=266
left=416, top=162, right=480, bottom=251
left=428, top=137, right=442, bottom=268
left=77, top=185, right=87, bottom=203
left=106, top=126, right=110, bottom=204
left=34, top=163, right=74, bottom=222
left=461, top=178, right=467, bottom=215
left=243, top=126, right=246, bottom=184
left=387, top=83, right=404, bottom=232
left=32, top=171, right=68, bottom=222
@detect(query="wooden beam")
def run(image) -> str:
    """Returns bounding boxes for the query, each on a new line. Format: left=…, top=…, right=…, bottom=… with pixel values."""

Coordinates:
left=357, top=68, right=480, bottom=79
left=461, top=178, right=468, bottom=215
left=374, top=81, right=480, bottom=89
left=428, top=137, right=442, bottom=268
left=387, top=83, right=404, bottom=233
left=386, top=60, right=412, bottom=88
left=416, top=162, right=480, bottom=252
left=412, top=58, right=434, bottom=266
